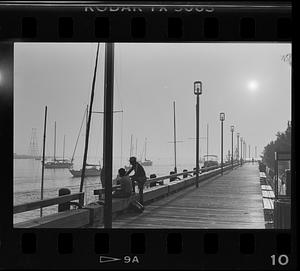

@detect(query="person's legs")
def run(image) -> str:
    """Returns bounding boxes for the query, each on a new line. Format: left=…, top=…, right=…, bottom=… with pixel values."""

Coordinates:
left=137, top=180, right=145, bottom=205
left=132, top=179, right=136, bottom=193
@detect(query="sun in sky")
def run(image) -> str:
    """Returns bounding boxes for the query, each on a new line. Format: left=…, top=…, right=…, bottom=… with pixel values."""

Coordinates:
left=247, top=80, right=259, bottom=92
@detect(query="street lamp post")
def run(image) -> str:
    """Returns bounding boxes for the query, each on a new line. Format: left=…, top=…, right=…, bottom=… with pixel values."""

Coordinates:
left=255, top=146, right=257, bottom=161
left=249, top=144, right=251, bottom=160
left=237, top=133, right=240, bottom=165
left=240, top=137, right=243, bottom=165
left=220, top=112, right=225, bottom=175
left=230, top=125, right=234, bottom=169
left=194, top=81, right=202, bottom=188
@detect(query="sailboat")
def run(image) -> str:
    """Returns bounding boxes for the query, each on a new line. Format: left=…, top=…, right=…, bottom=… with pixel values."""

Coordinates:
left=140, top=138, right=153, bottom=166
left=44, top=122, right=73, bottom=169
left=68, top=106, right=102, bottom=178
left=69, top=164, right=101, bottom=177
left=201, top=154, right=219, bottom=168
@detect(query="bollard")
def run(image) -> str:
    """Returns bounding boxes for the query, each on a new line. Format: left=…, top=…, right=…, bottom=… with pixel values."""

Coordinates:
left=183, top=169, right=188, bottom=178
left=149, top=174, right=157, bottom=187
left=58, top=188, right=71, bottom=212
left=169, top=171, right=176, bottom=182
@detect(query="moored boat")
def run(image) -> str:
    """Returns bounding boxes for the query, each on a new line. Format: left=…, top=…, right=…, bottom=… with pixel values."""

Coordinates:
left=201, top=155, right=219, bottom=168
left=140, top=159, right=153, bottom=166
left=44, top=159, right=73, bottom=169
left=140, top=138, right=153, bottom=166
left=45, top=122, right=72, bottom=169
left=69, top=165, right=101, bottom=177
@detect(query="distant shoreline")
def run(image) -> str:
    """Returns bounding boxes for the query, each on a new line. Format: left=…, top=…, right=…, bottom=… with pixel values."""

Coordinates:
left=13, top=153, right=51, bottom=159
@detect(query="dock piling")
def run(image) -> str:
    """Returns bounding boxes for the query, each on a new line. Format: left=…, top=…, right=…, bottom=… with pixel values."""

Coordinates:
left=58, top=188, right=71, bottom=212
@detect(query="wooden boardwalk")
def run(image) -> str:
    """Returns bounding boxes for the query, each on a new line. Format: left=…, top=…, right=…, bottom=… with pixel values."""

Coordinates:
left=112, top=163, right=265, bottom=228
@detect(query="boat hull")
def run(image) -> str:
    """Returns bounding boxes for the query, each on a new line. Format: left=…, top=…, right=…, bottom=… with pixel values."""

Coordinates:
left=69, top=168, right=101, bottom=177
left=44, top=162, right=73, bottom=169
left=141, top=160, right=153, bottom=166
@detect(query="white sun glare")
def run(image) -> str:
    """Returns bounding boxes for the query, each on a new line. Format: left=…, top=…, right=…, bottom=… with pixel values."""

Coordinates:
left=248, top=80, right=258, bottom=92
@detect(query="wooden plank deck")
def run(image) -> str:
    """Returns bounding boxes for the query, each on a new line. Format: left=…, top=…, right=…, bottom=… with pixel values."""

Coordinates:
left=112, top=163, right=265, bottom=228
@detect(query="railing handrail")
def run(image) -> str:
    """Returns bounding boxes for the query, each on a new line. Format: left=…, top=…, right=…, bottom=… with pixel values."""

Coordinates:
left=14, top=192, right=84, bottom=214
left=144, top=163, right=231, bottom=185
left=94, top=161, right=240, bottom=195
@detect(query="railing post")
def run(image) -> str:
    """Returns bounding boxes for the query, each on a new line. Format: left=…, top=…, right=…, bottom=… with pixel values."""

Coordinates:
left=150, top=174, right=157, bottom=187
left=183, top=169, right=188, bottom=178
left=58, top=188, right=71, bottom=212
left=170, top=171, right=176, bottom=182
left=79, top=192, right=84, bottom=207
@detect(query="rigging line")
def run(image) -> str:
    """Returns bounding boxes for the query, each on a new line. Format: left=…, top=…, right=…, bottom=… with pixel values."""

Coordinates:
left=80, top=42, right=100, bottom=193
left=71, top=107, right=87, bottom=163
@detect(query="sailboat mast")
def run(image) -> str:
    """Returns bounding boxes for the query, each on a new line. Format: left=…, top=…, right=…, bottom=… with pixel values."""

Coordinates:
left=80, top=43, right=100, bottom=193
left=54, top=121, right=56, bottom=161
left=130, top=134, right=133, bottom=157
left=145, top=138, right=147, bottom=160
left=63, top=135, right=65, bottom=162
left=173, top=101, right=177, bottom=173
left=40, top=106, right=47, bottom=217
left=135, top=138, right=138, bottom=157
left=207, top=123, right=209, bottom=162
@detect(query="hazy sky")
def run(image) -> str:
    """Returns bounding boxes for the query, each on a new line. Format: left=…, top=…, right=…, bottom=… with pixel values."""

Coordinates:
left=14, top=43, right=291, bottom=166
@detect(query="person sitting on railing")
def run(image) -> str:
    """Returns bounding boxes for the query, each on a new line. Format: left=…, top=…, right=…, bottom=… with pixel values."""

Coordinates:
left=125, top=156, right=146, bottom=205
left=112, top=168, right=133, bottom=198
left=169, top=171, right=180, bottom=182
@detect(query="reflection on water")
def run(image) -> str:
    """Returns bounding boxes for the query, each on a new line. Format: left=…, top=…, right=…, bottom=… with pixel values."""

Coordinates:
left=14, top=158, right=197, bottom=224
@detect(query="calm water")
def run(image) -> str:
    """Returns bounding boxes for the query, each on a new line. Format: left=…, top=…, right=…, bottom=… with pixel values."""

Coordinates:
left=14, top=158, right=197, bottom=224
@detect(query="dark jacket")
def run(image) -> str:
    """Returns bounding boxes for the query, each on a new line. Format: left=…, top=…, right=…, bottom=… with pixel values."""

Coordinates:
left=125, top=162, right=146, bottom=180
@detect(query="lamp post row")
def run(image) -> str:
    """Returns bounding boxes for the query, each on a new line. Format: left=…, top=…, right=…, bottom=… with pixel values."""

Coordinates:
left=220, top=112, right=225, bottom=175
left=194, top=81, right=202, bottom=188
left=194, top=81, right=258, bottom=187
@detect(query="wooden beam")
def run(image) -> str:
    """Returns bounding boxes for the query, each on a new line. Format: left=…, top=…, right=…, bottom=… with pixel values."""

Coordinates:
left=14, top=192, right=84, bottom=214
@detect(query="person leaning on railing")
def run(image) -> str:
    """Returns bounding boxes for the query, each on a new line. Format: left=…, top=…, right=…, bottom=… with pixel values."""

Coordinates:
left=125, top=156, right=147, bottom=205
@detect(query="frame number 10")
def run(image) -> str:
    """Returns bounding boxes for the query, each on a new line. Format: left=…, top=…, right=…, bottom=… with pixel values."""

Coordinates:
left=271, top=255, right=289, bottom=266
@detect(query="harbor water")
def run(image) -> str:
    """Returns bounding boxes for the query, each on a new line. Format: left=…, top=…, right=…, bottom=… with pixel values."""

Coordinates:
left=14, top=158, right=198, bottom=224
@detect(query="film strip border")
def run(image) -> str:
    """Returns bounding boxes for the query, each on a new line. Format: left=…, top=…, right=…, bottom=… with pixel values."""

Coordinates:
left=3, top=230, right=294, bottom=269
left=0, top=3, right=292, bottom=41
left=0, top=2, right=294, bottom=270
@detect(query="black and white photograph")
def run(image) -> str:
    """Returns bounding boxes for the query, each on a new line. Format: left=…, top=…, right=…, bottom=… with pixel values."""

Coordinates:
left=13, top=42, right=291, bottom=229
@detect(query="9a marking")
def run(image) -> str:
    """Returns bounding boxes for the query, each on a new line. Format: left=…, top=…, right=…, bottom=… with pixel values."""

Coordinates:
left=271, top=254, right=289, bottom=266
left=124, top=255, right=140, bottom=264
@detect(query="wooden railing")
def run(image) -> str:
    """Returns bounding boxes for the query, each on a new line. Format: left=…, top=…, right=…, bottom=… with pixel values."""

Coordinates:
left=14, top=161, right=240, bottom=228
left=13, top=192, right=84, bottom=214
left=94, top=161, right=239, bottom=196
